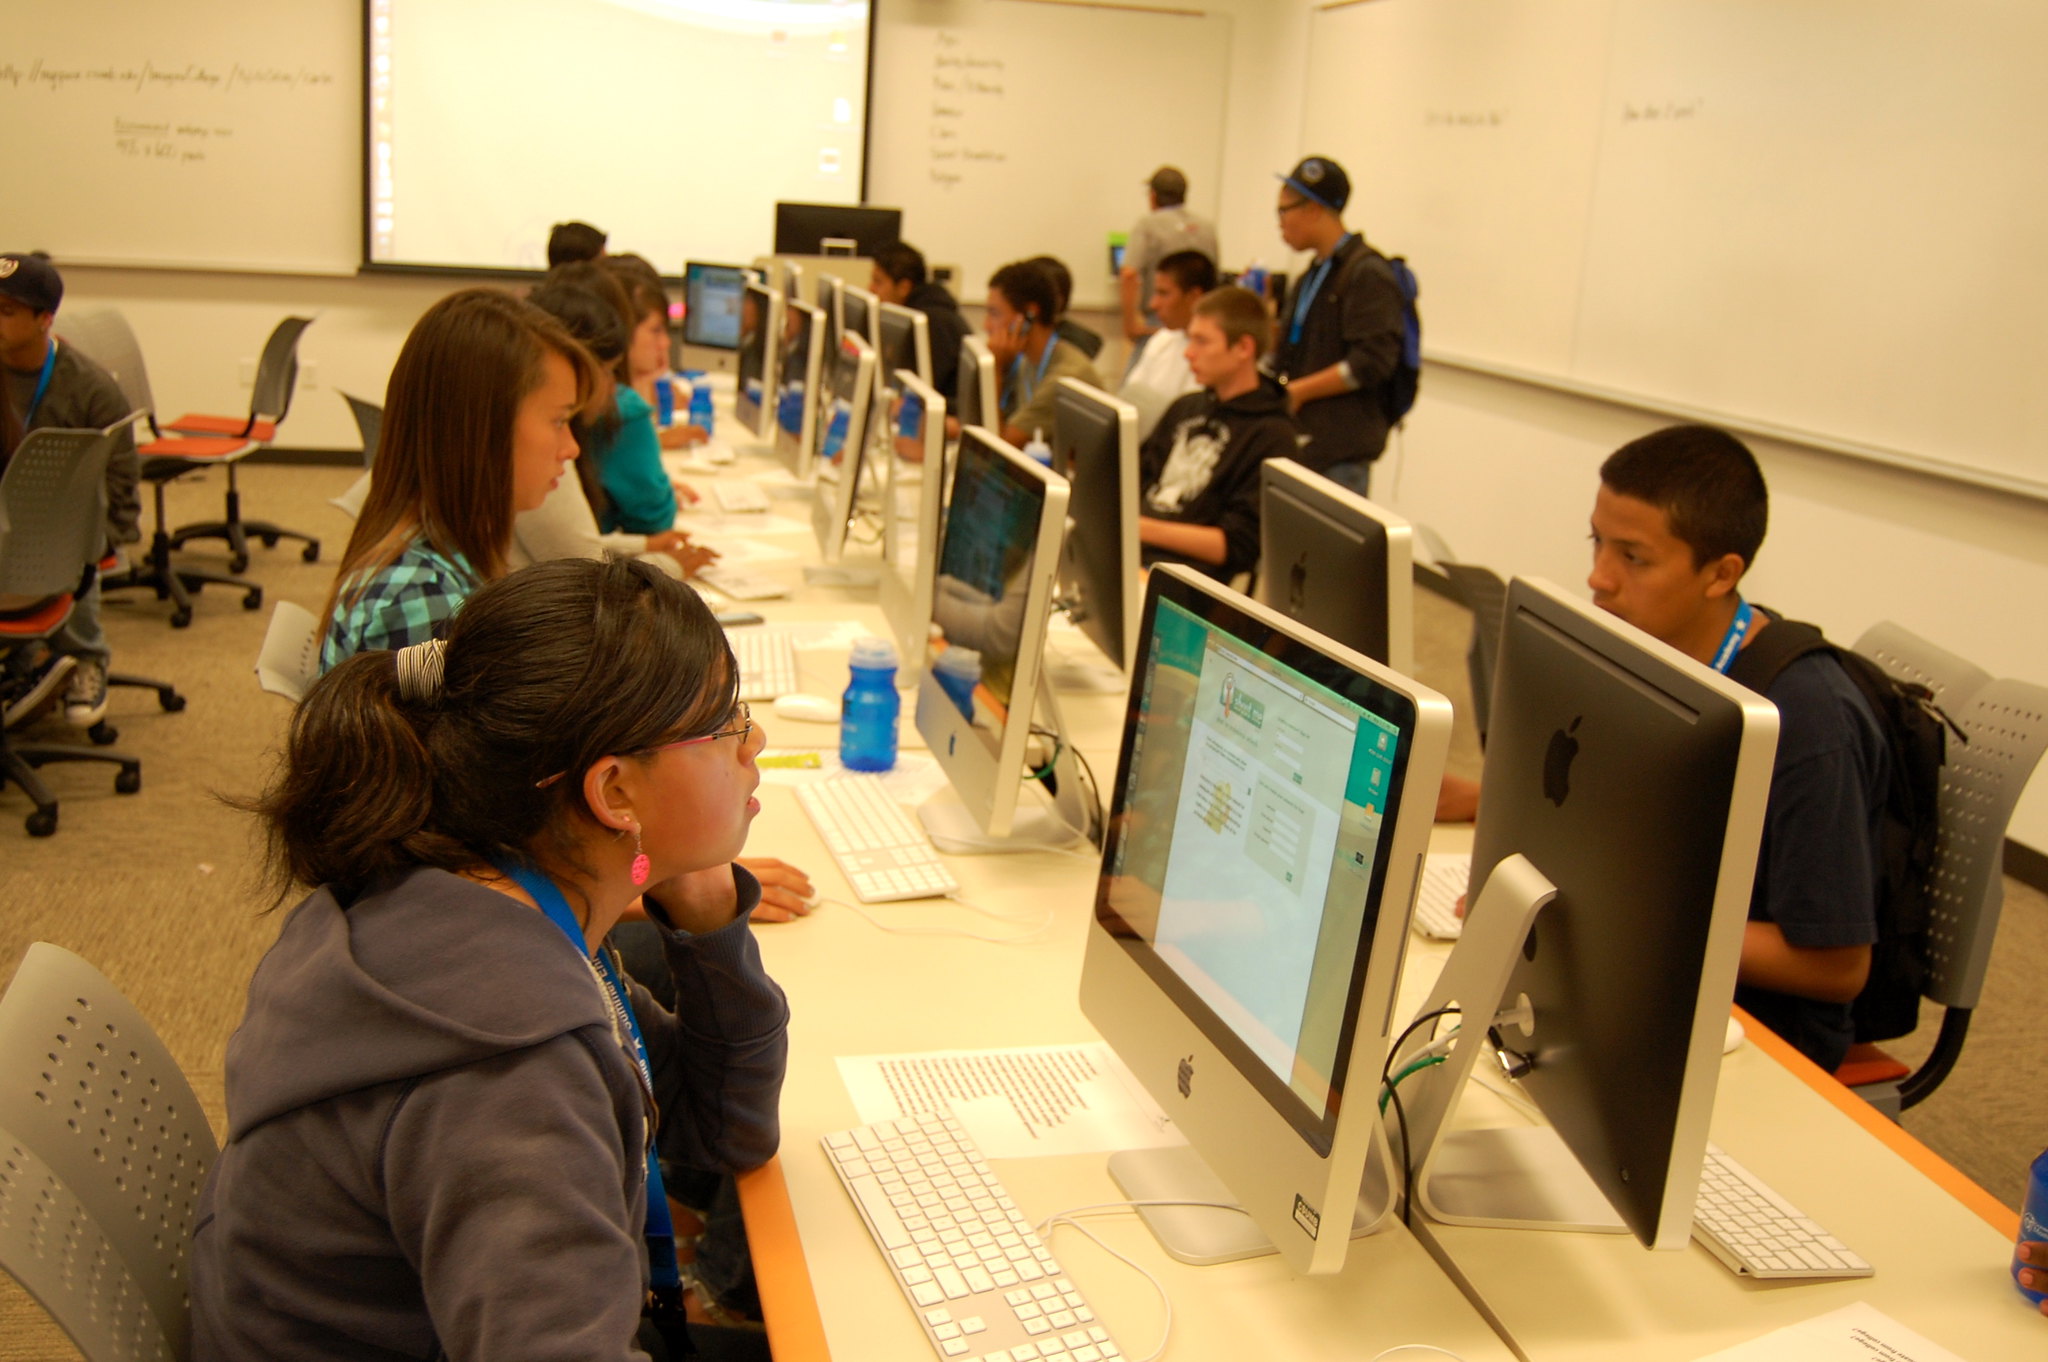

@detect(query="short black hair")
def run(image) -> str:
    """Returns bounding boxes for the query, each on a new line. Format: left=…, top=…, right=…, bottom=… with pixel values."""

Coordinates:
left=1599, top=425, right=1769, bottom=571
left=547, top=220, right=607, bottom=268
left=871, top=241, right=927, bottom=288
left=1155, top=250, right=1217, bottom=295
left=988, top=261, right=1059, bottom=329
left=1192, top=286, right=1272, bottom=359
left=1024, top=256, right=1073, bottom=316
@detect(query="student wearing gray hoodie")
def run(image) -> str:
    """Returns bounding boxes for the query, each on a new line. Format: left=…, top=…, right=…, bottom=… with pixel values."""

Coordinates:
left=191, top=556, right=789, bottom=1361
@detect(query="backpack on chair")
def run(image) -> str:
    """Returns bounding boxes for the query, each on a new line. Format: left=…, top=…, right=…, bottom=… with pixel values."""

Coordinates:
left=1727, top=615, right=1961, bottom=1043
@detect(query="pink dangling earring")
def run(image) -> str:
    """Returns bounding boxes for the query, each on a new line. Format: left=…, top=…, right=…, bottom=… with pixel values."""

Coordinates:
left=629, top=826, right=651, bottom=887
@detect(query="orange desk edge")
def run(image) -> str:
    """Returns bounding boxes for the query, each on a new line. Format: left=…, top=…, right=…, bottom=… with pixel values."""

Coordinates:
left=738, top=1156, right=832, bottom=1362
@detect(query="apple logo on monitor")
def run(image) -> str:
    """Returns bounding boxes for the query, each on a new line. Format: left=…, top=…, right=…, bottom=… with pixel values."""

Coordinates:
left=1543, top=716, right=1583, bottom=807
left=1176, top=1054, right=1194, bottom=1098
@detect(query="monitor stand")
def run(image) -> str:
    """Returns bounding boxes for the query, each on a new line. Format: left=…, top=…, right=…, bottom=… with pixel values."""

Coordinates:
left=1106, top=1138, right=1396, bottom=1267
left=918, top=666, right=1098, bottom=853
left=1387, top=853, right=1627, bottom=1236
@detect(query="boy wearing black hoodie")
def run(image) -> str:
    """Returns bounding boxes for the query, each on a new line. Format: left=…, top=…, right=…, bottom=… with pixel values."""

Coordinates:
left=1137, top=285, right=1298, bottom=582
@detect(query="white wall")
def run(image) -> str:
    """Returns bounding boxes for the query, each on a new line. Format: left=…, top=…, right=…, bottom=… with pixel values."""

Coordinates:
left=48, top=0, right=2048, bottom=851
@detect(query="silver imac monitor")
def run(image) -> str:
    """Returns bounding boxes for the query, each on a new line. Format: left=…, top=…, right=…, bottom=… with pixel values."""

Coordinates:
left=840, top=284, right=881, bottom=354
left=812, top=332, right=878, bottom=563
left=1078, top=564, right=1452, bottom=1275
left=954, top=335, right=999, bottom=435
left=681, top=261, right=746, bottom=374
left=734, top=280, right=783, bottom=440
left=816, top=272, right=845, bottom=364
left=915, top=427, right=1087, bottom=850
left=1396, top=576, right=1778, bottom=1250
left=773, top=299, right=825, bottom=478
left=877, top=302, right=931, bottom=394
left=781, top=258, right=807, bottom=305
left=1050, top=377, right=1141, bottom=671
left=880, top=371, right=948, bottom=666
left=1256, top=458, right=1415, bottom=677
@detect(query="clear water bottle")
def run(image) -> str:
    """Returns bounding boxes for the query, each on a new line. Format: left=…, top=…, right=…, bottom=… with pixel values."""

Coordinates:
left=840, top=637, right=901, bottom=772
left=2014, top=1146, right=2048, bottom=1305
left=1242, top=259, right=1269, bottom=299
left=688, top=380, right=715, bottom=435
left=1023, top=428, right=1053, bottom=467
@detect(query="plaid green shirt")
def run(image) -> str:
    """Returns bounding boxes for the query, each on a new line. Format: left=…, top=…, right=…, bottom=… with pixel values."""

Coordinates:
left=320, top=540, right=479, bottom=675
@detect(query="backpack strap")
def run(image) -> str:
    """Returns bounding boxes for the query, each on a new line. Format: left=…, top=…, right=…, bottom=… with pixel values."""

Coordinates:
left=1725, top=614, right=1832, bottom=693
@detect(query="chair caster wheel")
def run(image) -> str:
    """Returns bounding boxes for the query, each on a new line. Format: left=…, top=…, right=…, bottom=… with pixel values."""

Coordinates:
left=242, top=589, right=263, bottom=611
left=115, top=766, right=141, bottom=795
left=229, top=554, right=250, bottom=574
left=160, top=690, right=187, bottom=713
left=89, top=722, right=119, bottom=746
left=260, top=534, right=280, bottom=549
left=26, top=809, right=57, bottom=837
left=171, top=610, right=193, bottom=628
left=302, top=541, right=321, bottom=563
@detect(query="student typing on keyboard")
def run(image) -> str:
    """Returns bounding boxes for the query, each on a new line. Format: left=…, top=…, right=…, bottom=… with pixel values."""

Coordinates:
left=190, top=558, right=790, bottom=1360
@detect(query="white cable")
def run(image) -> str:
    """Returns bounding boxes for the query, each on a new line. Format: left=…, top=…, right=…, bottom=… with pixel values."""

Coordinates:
left=1030, top=1199, right=1240, bottom=1362
left=1368, top=1346, right=1469, bottom=1362
left=823, top=894, right=1054, bottom=944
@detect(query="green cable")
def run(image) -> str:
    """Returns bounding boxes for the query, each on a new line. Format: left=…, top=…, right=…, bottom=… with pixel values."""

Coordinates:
left=1378, top=1054, right=1446, bottom=1113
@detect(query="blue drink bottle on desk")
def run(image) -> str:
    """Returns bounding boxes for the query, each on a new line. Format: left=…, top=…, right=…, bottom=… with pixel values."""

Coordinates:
left=689, top=379, right=714, bottom=435
left=654, top=375, right=675, bottom=427
left=2015, top=1145, right=2048, bottom=1305
left=841, top=638, right=900, bottom=772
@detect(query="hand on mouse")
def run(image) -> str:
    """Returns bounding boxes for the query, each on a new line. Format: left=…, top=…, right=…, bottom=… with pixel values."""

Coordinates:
left=739, top=857, right=818, bottom=923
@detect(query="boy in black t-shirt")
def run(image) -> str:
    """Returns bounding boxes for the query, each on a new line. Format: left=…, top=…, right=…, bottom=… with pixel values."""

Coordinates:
left=1137, top=286, right=1298, bottom=583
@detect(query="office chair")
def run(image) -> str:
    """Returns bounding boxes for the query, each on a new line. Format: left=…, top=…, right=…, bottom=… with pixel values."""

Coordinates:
left=57, top=309, right=264, bottom=628
left=1834, top=622, right=2048, bottom=1117
left=160, top=315, right=320, bottom=571
left=329, top=391, right=381, bottom=519
left=0, top=942, right=218, bottom=1360
left=0, top=425, right=144, bottom=837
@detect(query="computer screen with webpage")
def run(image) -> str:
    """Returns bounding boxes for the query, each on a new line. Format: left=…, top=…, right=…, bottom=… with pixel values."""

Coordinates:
left=684, top=263, right=746, bottom=349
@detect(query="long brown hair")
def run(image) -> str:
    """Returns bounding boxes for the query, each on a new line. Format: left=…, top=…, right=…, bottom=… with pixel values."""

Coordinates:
left=326, top=289, right=602, bottom=624
left=255, top=557, right=738, bottom=899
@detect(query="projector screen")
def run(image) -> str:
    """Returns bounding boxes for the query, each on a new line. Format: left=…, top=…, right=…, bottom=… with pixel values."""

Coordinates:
left=366, top=0, right=873, bottom=273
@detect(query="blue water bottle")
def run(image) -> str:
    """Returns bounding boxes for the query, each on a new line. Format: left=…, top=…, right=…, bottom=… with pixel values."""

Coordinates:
left=2014, top=1146, right=2048, bottom=1305
left=688, top=380, right=715, bottom=435
left=840, top=637, right=901, bottom=772
left=654, top=375, right=676, bottom=427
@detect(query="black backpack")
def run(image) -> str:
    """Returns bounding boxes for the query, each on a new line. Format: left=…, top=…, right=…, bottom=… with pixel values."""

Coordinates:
left=1727, top=617, right=1961, bottom=1043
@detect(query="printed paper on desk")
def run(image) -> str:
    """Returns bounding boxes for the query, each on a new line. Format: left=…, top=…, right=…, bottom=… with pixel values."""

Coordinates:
left=678, top=511, right=813, bottom=536
left=837, top=1043, right=1184, bottom=1160
left=1691, top=1302, right=1971, bottom=1362
left=693, top=536, right=797, bottom=565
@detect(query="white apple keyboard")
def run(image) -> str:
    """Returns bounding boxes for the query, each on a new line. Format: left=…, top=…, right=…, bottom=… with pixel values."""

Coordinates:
left=728, top=627, right=799, bottom=700
left=699, top=566, right=791, bottom=602
left=712, top=480, right=773, bottom=514
left=823, top=1109, right=1125, bottom=1362
left=1692, top=1143, right=1872, bottom=1280
left=797, top=774, right=959, bottom=902
left=1410, top=853, right=1469, bottom=940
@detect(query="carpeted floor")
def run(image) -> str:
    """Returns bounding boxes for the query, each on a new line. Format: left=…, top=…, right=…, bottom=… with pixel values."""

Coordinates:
left=2, top=463, right=2041, bottom=1357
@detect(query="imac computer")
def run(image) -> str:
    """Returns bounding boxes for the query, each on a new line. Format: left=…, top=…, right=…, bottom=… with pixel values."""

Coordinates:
left=812, top=332, right=878, bottom=563
left=880, top=371, right=947, bottom=667
left=773, top=299, right=826, bottom=478
left=1391, top=576, right=1778, bottom=1250
left=954, top=336, right=999, bottom=436
left=733, top=280, right=783, bottom=441
left=816, top=272, right=845, bottom=362
left=878, top=302, right=933, bottom=392
left=1256, top=458, right=1415, bottom=676
left=773, top=201, right=904, bottom=257
left=915, top=427, right=1091, bottom=850
left=840, top=284, right=881, bottom=354
left=1049, top=377, right=1141, bottom=671
left=1078, top=564, right=1452, bottom=1275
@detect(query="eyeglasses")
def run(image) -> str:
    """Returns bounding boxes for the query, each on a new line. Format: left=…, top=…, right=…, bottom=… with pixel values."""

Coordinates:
left=532, top=703, right=754, bottom=789
left=635, top=702, right=754, bottom=756
left=1276, top=198, right=1312, bottom=218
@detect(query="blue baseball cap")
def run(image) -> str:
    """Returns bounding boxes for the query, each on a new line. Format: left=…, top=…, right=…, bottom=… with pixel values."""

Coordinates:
left=1277, top=157, right=1351, bottom=214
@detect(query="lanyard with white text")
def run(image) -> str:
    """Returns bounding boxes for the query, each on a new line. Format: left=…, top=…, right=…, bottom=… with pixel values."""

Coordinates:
left=24, top=340, right=56, bottom=426
left=1011, top=333, right=1057, bottom=407
left=1289, top=235, right=1354, bottom=344
left=498, top=861, right=682, bottom=1294
left=1710, top=598, right=1754, bottom=675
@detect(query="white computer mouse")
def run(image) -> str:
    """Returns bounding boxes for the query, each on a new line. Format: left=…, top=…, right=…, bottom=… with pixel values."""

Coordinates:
left=1723, top=1015, right=1746, bottom=1055
left=771, top=693, right=841, bottom=724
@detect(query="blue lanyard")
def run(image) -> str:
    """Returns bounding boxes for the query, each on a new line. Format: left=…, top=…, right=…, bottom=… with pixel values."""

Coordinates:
left=24, top=340, right=56, bottom=425
left=1289, top=235, right=1354, bottom=344
left=1709, top=599, right=1754, bottom=675
left=496, top=862, right=681, bottom=1293
left=1011, top=334, right=1057, bottom=407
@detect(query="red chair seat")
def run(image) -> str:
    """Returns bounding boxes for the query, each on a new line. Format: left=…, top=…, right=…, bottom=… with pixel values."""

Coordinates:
left=165, top=413, right=277, bottom=442
left=1834, top=1043, right=1911, bottom=1088
left=138, top=434, right=257, bottom=462
left=0, top=594, right=74, bottom=634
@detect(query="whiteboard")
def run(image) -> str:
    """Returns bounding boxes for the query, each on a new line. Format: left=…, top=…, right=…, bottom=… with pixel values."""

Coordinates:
left=4, top=0, right=360, bottom=274
left=869, top=0, right=1231, bottom=309
left=1304, top=0, right=2048, bottom=498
